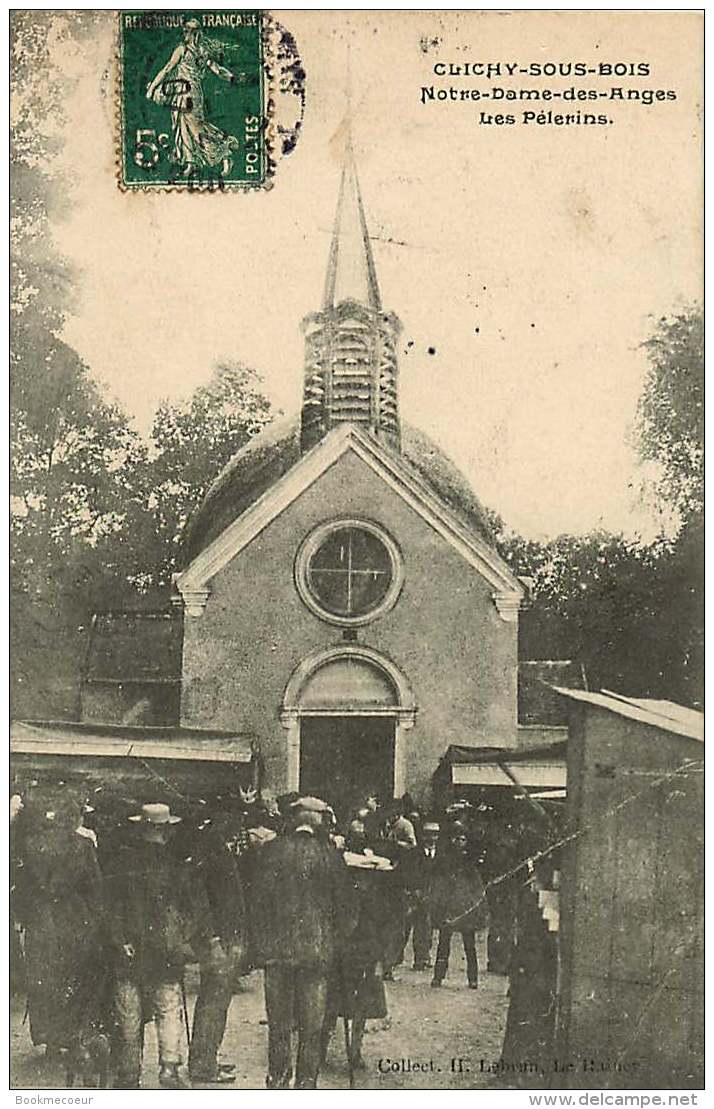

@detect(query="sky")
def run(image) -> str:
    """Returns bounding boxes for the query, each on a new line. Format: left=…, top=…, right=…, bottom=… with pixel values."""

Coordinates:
left=29, top=10, right=702, bottom=540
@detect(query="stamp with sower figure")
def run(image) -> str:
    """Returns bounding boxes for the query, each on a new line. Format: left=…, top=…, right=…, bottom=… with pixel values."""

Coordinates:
left=118, top=10, right=267, bottom=189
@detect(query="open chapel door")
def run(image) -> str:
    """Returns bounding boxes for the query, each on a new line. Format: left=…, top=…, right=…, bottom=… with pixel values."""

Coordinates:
left=299, top=715, right=395, bottom=822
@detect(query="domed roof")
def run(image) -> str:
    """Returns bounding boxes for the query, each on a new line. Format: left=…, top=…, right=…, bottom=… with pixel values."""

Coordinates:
left=182, top=416, right=495, bottom=565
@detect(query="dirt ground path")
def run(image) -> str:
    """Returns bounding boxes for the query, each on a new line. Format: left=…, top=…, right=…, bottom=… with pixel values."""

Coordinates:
left=11, top=940, right=508, bottom=1091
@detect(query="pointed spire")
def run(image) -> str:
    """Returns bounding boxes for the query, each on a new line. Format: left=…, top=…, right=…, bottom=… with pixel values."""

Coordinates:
left=300, top=71, right=402, bottom=456
left=322, top=131, right=382, bottom=311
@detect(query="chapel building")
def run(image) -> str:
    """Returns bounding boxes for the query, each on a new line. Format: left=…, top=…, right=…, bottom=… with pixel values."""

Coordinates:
left=15, top=144, right=574, bottom=811
left=165, top=142, right=529, bottom=811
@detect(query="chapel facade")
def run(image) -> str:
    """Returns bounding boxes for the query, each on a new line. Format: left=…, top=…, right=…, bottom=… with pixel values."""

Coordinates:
left=163, top=141, right=528, bottom=810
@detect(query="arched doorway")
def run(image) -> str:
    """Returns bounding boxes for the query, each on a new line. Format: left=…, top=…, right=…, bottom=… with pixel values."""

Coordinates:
left=281, top=646, right=416, bottom=817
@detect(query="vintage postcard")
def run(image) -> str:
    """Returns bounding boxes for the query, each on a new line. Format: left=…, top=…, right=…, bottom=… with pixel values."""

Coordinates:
left=9, top=9, right=703, bottom=1095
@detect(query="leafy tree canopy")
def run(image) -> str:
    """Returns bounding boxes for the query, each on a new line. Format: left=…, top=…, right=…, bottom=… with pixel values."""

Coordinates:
left=138, top=362, right=274, bottom=587
left=635, top=307, right=703, bottom=526
left=493, top=523, right=702, bottom=707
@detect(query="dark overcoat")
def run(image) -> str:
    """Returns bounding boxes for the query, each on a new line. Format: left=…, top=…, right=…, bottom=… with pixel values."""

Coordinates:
left=106, top=839, right=211, bottom=983
left=430, top=849, right=489, bottom=933
left=193, top=821, right=250, bottom=978
left=14, top=833, right=106, bottom=1048
left=249, top=831, right=349, bottom=969
left=193, top=823, right=248, bottom=945
left=328, top=866, right=391, bottom=1020
left=401, top=844, right=439, bottom=896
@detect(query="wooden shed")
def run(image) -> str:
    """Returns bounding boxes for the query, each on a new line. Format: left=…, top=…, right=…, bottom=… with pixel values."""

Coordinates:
left=554, top=689, right=704, bottom=1089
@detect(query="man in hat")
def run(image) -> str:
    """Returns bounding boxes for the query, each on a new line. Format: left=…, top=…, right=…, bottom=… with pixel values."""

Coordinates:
left=361, top=792, right=383, bottom=845
left=188, top=801, right=251, bottom=1087
left=430, top=825, right=488, bottom=990
left=250, top=796, right=351, bottom=1089
left=381, top=800, right=416, bottom=981
left=400, top=820, right=440, bottom=971
left=384, top=801, right=417, bottom=850
left=106, top=802, right=215, bottom=1089
left=12, top=786, right=106, bottom=1061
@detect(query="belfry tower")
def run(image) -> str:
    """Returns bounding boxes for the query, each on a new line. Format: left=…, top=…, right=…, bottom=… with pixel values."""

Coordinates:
left=300, top=136, right=402, bottom=453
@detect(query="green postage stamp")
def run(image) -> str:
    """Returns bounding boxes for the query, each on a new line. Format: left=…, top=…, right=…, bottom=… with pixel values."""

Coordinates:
left=118, top=10, right=266, bottom=189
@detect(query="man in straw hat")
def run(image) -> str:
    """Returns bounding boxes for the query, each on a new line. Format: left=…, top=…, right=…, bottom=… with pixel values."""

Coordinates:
left=106, top=802, right=214, bottom=1089
left=250, top=796, right=351, bottom=1089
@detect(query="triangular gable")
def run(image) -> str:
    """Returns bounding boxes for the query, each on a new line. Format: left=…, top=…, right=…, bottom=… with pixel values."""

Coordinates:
left=174, top=424, right=525, bottom=620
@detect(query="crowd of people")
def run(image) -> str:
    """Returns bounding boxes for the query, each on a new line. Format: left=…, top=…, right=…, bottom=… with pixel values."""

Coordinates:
left=10, top=780, right=536, bottom=1090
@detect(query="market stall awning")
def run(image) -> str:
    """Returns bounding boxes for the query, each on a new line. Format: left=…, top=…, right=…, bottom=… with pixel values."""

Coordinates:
left=439, top=741, right=567, bottom=789
left=10, top=720, right=254, bottom=764
left=452, top=762, right=567, bottom=788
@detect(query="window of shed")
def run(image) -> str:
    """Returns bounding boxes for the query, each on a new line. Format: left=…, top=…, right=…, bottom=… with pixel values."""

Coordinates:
left=296, top=521, right=403, bottom=626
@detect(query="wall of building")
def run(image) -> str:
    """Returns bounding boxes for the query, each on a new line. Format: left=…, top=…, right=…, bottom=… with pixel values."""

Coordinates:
left=180, top=450, right=519, bottom=799
left=559, top=705, right=704, bottom=1088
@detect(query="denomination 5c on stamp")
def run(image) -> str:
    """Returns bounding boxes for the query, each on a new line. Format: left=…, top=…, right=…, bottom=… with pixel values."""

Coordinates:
left=118, top=10, right=266, bottom=189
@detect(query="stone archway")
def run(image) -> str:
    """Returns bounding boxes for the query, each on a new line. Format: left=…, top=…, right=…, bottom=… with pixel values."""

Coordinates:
left=280, top=645, right=416, bottom=800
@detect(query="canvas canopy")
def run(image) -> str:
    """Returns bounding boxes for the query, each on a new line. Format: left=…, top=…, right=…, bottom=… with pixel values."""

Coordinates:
left=11, top=720, right=254, bottom=765
left=439, top=741, right=567, bottom=790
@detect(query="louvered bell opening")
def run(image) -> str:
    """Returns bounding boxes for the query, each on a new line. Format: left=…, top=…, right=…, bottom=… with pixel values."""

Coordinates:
left=333, top=373, right=371, bottom=389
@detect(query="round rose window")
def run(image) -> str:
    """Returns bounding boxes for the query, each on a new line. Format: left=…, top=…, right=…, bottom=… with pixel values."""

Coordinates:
left=295, top=520, right=403, bottom=626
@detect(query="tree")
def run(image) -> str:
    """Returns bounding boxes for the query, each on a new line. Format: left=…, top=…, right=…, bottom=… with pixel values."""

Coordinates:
left=10, top=351, right=274, bottom=716
left=489, top=307, right=704, bottom=708
left=10, top=319, right=147, bottom=718
left=138, top=362, right=273, bottom=588
left=635, top=307, right=703, bottom=527
left=635, top=307, right=704, bottom=703
left=10, top=12, right=150, bottom=716
left=494, top=523, right=702, bottom=707
left=11, top=15, right=275, bottom=713
left=499, top=530, right=664, bottom=693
